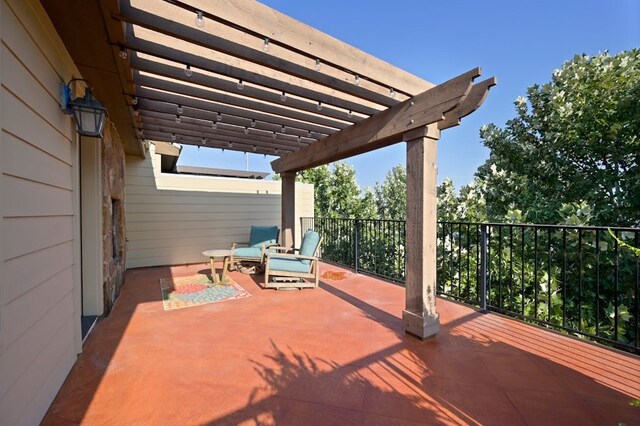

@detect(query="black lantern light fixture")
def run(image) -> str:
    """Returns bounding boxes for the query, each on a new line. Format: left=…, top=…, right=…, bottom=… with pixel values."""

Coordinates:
left=61, top=79, right=107, bottom=137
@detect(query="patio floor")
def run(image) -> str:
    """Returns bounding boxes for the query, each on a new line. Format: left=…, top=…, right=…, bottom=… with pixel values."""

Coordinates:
left=44, top=262, right=640, bottom=425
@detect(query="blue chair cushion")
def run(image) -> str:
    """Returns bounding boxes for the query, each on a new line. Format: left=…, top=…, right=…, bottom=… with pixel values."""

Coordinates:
left=233, top=247, right=262, bottom=258
left=249, top=225, right=279, bottom=248
left=298, top=230, right=320, bottom=265
left=268, top=257, right=311, bottom=273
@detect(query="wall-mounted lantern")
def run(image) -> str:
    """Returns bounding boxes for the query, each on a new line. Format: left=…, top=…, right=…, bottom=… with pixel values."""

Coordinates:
left=61, top=79, right=107, bottom=138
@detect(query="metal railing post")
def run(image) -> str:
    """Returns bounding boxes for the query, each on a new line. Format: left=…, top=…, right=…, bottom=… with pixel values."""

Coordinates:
left=354, top=219, right=359, bottom=273
left=480, top=224, right=488, bottom=313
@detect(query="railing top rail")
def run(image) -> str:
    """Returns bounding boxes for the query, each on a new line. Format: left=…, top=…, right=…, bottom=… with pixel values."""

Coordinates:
left=304, top=217, right=640, bottom=233
left=302, top=217, right=407, bottom=224
left=439, top=221, right=640, bottom=232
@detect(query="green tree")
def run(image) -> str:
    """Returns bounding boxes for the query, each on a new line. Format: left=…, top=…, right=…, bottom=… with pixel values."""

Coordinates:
left=326, top=162, right=363, bottom=218
left=359, top=187, right=379, bottom=219
left=295, top=162, right=376, bottom=218
left=456, top=180, right=487, bottom=222
left=475, top=49, right=640, bottom=226
left=437, top=178, right=459, bottom=222
left=374, top=164, right=406, bottom=219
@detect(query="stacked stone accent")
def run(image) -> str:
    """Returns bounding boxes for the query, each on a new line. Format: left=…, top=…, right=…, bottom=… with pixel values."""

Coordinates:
left=101, top=121, right=126, bottom=314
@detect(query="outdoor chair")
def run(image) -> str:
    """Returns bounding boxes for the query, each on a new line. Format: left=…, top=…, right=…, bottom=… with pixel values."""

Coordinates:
left=229, top=225, right=280, bottom=271
left=264, top=230, right=322, bottom=289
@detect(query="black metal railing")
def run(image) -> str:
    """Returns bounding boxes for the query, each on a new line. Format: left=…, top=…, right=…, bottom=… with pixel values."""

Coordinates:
left=302, top=217, right=640, bottom=354
left=301, top=217, right=406, bottom=283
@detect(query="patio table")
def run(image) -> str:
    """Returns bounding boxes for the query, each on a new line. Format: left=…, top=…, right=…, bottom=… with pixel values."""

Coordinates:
left=202, top=249, right=232, bottom=284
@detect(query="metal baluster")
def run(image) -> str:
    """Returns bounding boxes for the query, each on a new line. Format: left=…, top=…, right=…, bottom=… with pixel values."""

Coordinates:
left=488, top=226, right=492, bottom=307
left=562, top=228, right=567, bottom=329
left=510, top=226, right=514, bottom=310
left=498, top=225, right=503, bottom=309
left=354, top=219, right=359, bottom=274
left=578, top=230, right=583, bottom=331
left=467, top=224, right=471, bottom=300
left=596, top=229, right=600, bottom=337
left=521, top=226, right=526, bottom=316
left=614, top=230, right=619, bottom=342
left=480, top=224, right=488, bottom=312
left=534, top=228, right=538, bottom=320
left=450, top=222, right=455, bottom=296
left=635, top=231, right=639, bottom=351
left=458, top=223, right=463, bottom=298
left=548, top=228, right=552, bottom=324
left=442, top=223, right=447, bottom=293
left=476, top=225, right=481, bottom=304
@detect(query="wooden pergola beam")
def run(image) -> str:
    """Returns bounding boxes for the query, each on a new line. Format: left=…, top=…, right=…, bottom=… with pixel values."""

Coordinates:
left=143, top=128, right=295, bottom=153
left=438, top=77, right=497, bottom=130
left=143, top=130, right=293, bottom=155
left=117, top=3, right=399, bottom=106
left=271, top=68, right=483, bottom=173
left=140, top=116, right=307, bottom=149
left=135, top=100, right=324, bottom=140
left=130, top=55, right=372, bottom=120
left=134, top=72, right=350, bottom=130
left=135, top=89, right=336, bottom=136
left=176, top=0, right=435, bottom=95
left=123, top=36, right=381, bottom=116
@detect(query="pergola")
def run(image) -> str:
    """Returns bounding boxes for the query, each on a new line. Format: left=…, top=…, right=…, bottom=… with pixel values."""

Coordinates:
left=47, top=0, right=495, bottom=339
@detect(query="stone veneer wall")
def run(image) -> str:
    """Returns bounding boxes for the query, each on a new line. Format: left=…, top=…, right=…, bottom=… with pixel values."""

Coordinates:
left=101, top=120, right=126, bottom=314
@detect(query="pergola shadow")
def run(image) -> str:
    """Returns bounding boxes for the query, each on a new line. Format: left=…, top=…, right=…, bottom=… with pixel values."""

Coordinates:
left=43, top=264, right=640, bottom=425
left=207, top=272, right=640, bottom=425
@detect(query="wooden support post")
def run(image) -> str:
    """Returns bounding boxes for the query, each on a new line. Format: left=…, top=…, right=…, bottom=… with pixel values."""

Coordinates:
left=281, top=171, right=296, bottom=250
left=403, top=125, right=441, bottom=339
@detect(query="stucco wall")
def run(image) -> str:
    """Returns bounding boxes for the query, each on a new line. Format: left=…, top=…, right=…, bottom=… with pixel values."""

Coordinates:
left=0, top=0, right=80, bottom=423
left=125, top=145, right=314, bottom=268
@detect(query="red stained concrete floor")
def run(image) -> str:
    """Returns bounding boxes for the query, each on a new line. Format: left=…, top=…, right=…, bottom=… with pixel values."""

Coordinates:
left=44, top=263, right=640, bottom=425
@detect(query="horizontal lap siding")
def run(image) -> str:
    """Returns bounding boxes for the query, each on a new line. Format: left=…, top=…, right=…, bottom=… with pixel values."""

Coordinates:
left=125, top=149, right=314, bottom=268
left=0, top=0, right=79, bottom=425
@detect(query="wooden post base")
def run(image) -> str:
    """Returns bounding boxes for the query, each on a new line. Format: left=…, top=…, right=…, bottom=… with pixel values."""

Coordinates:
left=402, top=310, right=440, bottom=340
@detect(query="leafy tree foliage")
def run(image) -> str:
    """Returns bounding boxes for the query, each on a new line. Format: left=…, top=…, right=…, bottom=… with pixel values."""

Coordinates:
left=326, top=162, right=363, bottom=218
left=437, top=178, right=458, bottom=222
left=475, top=49, right=640, bottom=226
left=297, top=162, right=375, bottom=218
left=374, top=165, right=406, bottom=219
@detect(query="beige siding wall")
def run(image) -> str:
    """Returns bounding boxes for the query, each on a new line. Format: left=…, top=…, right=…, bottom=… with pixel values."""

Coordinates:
left=0, top=0, right=81, bottom=424
left=125, top=145, right=314, bottom=268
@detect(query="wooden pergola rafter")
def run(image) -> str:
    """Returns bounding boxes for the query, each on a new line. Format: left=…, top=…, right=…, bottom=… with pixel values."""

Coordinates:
left=105, top=0, right=444, bottom=154
left=101, top=0, right=496, bottom=341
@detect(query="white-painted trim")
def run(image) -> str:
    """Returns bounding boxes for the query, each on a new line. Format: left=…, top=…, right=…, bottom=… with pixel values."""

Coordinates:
left=80, top=137, right=104, bottom=317
left=71, top=131, right=82, bottom=354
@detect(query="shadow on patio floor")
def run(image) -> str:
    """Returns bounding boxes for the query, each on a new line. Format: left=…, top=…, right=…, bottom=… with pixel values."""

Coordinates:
left=43, top=262, right=640, bottom=425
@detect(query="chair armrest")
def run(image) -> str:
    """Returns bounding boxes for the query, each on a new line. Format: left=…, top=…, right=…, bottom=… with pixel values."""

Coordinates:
left=270, top=246, right=293, bottom=253
left=231, top=242, right=250, bottom=250
left=267, top=252, right=318, bottom=262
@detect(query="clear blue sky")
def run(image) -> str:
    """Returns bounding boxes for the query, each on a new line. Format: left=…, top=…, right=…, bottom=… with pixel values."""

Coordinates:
left=178, top=0, right=640, bottom=189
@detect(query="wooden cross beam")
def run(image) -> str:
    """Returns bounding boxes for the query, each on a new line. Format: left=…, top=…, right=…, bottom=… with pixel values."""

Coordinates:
left=116, top=2, right=399, bottom=106
left=439, top=77, right=497, bottom=130
left=134, top=89, right=336, bottom=136
left=271, top=68, right=493, bottom=173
